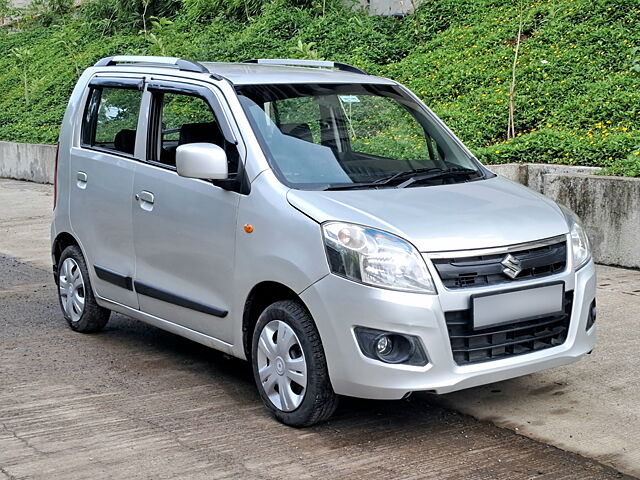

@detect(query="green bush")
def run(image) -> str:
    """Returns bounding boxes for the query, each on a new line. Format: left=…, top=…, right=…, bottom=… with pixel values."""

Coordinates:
left=0, top=0, right=638, bottom=176
left=180, top=0, right=319, bottom=22
left=599, top=147, right=640, bottom=177
left=80, top=0, right=180, bottom=32
left=19, top=0, right=74, bottom=26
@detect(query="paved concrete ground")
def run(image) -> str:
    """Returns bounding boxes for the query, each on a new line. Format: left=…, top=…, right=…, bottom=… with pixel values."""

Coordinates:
left=0, top=179, right=52, bottom=270
left=435, top=264, right=640, bottom=476
left=1, top=178, right=638, bottom=478
left=0, top=255, right=631, bottom=480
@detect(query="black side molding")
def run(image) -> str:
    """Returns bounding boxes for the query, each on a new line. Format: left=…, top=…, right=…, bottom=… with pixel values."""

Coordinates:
left=134, top=281, right=228, bottom=318
left=94, top=265, right=133, bottom=291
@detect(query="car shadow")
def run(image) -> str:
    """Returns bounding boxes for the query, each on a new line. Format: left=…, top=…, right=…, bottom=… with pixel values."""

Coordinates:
left=99, top=311, right=453, bottom=427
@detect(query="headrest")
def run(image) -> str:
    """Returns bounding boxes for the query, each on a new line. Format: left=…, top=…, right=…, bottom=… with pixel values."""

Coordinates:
left=280, top=123, right=313, bottom=143
left=114, top=129, right=136, bottom=155
left=179, top=122, right=223, bottom=146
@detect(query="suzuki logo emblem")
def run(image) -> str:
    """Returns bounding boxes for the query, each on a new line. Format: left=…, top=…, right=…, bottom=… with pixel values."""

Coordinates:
left=501, top=254, right=522, bottom=279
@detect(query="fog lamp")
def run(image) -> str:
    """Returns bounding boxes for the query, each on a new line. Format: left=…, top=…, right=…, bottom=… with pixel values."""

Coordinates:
left=375, top=335, right=392, bottom=355
left=354, top=327, right=428, bottom=366
left=586, top=299, right=597, bottom=331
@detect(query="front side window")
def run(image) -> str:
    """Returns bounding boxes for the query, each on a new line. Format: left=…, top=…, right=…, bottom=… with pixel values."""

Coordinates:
left=149, top=91, right=239, bottom=174
left=236, top=83, right=486, bottom=190
left=82, top=87, right=142, bottom=156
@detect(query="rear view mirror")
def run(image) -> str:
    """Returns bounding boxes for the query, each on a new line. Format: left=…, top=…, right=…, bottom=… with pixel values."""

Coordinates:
left=176, top=143, right=228, bottom=180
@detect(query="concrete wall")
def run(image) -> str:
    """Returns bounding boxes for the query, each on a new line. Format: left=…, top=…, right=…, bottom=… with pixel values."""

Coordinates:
left=490, top=163, right=640, bottom=269
left=0, top=141, right=56, bottom=184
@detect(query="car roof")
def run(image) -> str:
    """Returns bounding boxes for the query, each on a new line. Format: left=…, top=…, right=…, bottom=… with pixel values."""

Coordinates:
left=200, top=62, right=396, bottom=86
left=91, top=56, right=396, bottom=87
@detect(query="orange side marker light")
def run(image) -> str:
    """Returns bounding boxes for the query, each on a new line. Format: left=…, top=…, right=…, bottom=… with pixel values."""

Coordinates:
left=244, top=224, right=254, bottom=233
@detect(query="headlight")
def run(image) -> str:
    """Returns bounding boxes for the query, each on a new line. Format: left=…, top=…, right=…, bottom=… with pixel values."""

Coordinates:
left=559, top=205, right=591, bottom=270
left=322, top=222, right=436, bottom=294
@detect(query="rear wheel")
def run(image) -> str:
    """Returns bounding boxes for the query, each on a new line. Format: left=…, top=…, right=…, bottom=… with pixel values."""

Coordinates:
left=251, top=300, right=338, bottom=427
left=57, top=245, right=110, bottom=333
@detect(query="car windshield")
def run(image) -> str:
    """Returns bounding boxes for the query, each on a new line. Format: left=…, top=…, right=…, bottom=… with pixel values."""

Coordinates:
left=235, top=83, right=485, bottom=190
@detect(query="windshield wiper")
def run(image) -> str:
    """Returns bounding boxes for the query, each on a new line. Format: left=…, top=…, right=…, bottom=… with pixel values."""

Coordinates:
left=323, top=168, right=441, bottom=190
left=372, top=167, right=442, bottom=186
left=395, top=167, right=480, bottom=188
left=323, top=182, right=385, bottom=191
left=323, top=167, right=481, bottom=191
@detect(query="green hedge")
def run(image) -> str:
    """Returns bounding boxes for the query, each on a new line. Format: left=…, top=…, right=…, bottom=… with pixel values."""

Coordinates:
left=0, top=0, right=638, bottom=175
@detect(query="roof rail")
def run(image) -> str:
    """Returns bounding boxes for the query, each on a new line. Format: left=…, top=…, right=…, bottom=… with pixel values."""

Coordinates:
left=94, top=55, right=208, bottom=74
left=242, top=58, right=369, bottom=75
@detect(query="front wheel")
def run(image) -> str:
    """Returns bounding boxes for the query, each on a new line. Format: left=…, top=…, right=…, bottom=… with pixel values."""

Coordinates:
left=251, top=300, right=338, bottom=427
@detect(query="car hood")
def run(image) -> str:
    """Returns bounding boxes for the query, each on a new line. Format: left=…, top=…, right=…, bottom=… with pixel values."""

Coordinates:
left=286, top=176, right=568, bottom=252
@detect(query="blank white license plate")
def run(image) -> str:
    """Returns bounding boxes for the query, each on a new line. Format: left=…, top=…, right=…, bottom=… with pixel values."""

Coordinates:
left=472, top=283, right=564, bottom=330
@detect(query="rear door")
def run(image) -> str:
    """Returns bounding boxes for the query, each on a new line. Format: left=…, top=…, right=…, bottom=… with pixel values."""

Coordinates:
left=69, top=77, right=145, bottom=308
left=131, top=79, right=243, bottom=343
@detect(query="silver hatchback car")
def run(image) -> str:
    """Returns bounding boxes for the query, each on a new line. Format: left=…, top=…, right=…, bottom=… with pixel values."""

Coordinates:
left=51, top=56, right=597, bottom=426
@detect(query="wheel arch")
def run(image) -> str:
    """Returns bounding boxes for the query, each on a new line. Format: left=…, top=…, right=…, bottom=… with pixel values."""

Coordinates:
left=242, top=281, right=310, bottom=360
left=52, top=231, right=81, bottom=284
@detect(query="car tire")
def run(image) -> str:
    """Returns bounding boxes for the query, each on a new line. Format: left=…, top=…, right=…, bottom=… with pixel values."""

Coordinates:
left=57, top=245, right=110, bottom=333
left=251, top=300, right=338, bottom=427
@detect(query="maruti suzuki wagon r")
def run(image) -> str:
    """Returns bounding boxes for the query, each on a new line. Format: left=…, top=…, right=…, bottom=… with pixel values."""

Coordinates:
left=51, top=56, right=596, bottom=426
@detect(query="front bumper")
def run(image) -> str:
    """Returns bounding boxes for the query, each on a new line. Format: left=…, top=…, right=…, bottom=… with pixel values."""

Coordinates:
left=300, top=260, right=597, bottom=400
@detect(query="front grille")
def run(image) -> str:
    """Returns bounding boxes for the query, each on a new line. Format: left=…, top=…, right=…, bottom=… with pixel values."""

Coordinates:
left=431, top=240, right=567, bottom=289
left=446, top=291, right=573, bottom=365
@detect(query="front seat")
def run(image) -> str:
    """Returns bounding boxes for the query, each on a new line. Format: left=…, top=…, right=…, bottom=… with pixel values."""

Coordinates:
left=177, top=121, right=238, bottom=173
left=178, top=122, right=224, bottom=146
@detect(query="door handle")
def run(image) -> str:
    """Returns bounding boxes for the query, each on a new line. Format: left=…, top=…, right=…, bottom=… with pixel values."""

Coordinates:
left=76, top=171, right=87, bottom=189
left=138, top=191, right=154, bottom=204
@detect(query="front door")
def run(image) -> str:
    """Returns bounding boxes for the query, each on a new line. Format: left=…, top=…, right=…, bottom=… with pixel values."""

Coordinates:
left=69, top=78, right=144, bottom=308
left=131, top=81, right=242, bottom=343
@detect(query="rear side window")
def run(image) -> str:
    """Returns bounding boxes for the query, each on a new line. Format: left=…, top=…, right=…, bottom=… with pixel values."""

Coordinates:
left=82, top=87, right=142, bottom=156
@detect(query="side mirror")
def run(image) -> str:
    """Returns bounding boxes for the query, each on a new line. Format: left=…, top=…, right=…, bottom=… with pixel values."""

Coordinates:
left=176, top=143, right=228, bottom=180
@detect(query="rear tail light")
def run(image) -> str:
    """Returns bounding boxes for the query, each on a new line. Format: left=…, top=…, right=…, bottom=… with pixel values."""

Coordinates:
left=53, top=141, right=60, bottom=209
